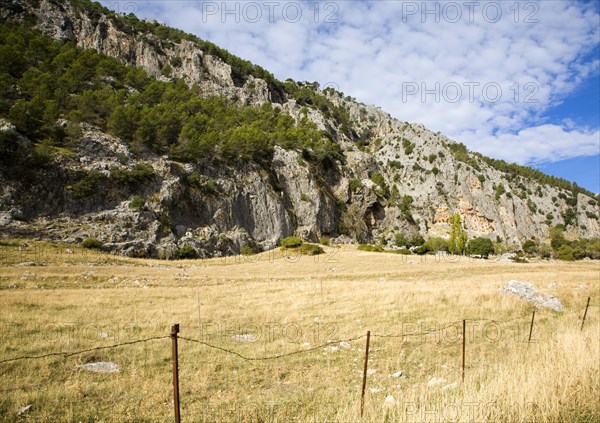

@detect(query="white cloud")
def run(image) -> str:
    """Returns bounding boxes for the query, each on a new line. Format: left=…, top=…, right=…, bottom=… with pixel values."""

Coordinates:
left=119, top=0, right=599, bottom=167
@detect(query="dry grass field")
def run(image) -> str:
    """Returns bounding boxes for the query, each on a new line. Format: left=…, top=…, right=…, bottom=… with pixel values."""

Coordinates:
left=0, top=239, right=599, bottom=422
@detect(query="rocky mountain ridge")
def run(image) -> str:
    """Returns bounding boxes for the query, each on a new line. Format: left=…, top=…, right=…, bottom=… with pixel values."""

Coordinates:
left=0, top=0, right=598, bottom=258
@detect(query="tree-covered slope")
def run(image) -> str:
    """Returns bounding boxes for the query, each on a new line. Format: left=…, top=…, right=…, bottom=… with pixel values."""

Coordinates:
left=0, top=0, right=598, bottom=259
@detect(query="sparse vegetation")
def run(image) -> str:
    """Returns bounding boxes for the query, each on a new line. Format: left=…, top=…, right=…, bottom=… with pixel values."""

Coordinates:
left=129, top=195, right=145, bottom=210
left=240, top=245, right=254, bottom=256
left=357, top=244, right=384, bottom=252
left=176, top=243, right=197, bottom=259
left=348, top=178, right=362, bottom=193
left=81, top=237, right=103, bottom=249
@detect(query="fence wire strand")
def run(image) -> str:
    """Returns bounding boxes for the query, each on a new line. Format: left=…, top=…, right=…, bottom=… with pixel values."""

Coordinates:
left=0, top=335, right=170, bottom=364
left=179, top=334, right=367, bottom=361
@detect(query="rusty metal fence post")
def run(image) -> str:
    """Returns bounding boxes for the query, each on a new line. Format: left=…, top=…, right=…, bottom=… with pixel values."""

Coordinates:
left=171, top=324, right=181, bottom=423
left=581, top=297, right=591, bottom=331
left=360, top=331, right=371, bottom=418
left=528, top=310, right=536, bottom=344
left=461, top=319, right=466, bottom=382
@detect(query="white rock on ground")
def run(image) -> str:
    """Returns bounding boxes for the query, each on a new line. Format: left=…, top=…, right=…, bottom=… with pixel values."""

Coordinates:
left=391, top=371, right=403, bottom=378
left=339, top=341, right=351, bottom=349
left=77, top=362, right=120, bottom=373
left=17, top=405, right=32, bottom=416
left=384, top=395, right=395, bottom=406
left=499, top=280, right=563, bottom=312
left=443, top=382, right=459, bottom=390
left=427, top=377, right=446, bottom=387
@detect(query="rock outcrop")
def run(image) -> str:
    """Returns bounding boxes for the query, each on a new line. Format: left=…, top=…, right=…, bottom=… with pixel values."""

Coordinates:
left=0, top=0, right=598, bottom=258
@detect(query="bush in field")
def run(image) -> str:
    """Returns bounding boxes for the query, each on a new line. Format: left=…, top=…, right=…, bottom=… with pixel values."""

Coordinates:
left=298, top=243, right=324, bottom=255
left=281, top=237, right=303, bottom=249
left=358, top=244, right=384, bottom=252
left=522, top=239, right=538, bottom=255
left=466, top=237, right=494, bottom=257
left=177, top=244, right=197, bottom=259
left=82, top=237, right=103, bottom=249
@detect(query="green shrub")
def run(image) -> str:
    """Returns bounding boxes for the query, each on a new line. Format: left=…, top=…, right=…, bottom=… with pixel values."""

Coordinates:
left=298, top=243, right=324, bottom=255
left=394, top=233, right=407, bottom=247
left=391, top=248, right=412, bottom=255
left=409, top=233, right=425, bottom=247
left=522, top=239, right=538, bottom=255
left=402, top=138, right=415, bottom=155
left=129, top=195, right=145, bottom=210
left=240, top=245, right=254, bottom=256
left=466, top=237, right=494, bottom=257
left=556, top=245, right=574, bottom=261
left=110, top=164, right=155, bottom=187
left=281, top=237, right=303, bottom=249
left=82, top=237, right=103, bottom=249
left=513, top=256, right=529, bottom=263
left=358, top=244, right=384, bottom=253
left=72, top=171, right=107, bottom=199
left=348, top=178, right=362, bottom=193
left=319, top=236, right=330, bottom=246
left=410, top=237, right=449, bottom=254
left=495, top=184, right=505, bottom=201
left=371, top=172, right=385, bottom=187
left=586, top=239, right=600, bottom=259
left=177, top=244, right=197, bottom=259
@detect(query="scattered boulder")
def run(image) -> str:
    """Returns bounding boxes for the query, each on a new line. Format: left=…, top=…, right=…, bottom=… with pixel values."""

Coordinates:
left=77, top=362, right=120, bottom=373
left=443, top=382, right=459, bottom=390
left=391, top=371, right=403, bottom=378
left=499, top=280, right=563, bottom=312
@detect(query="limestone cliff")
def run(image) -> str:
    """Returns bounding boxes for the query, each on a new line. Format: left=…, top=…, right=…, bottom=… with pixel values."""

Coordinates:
left=0, top=0, right=598, bottom=258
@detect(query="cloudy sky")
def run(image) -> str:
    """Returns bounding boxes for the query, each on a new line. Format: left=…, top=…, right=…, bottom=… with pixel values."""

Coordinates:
left=102, top=0, right=600, bottom=192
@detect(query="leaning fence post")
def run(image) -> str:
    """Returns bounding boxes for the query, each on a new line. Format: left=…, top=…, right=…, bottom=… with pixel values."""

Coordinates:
left=581, top=297, right=591, bottom=331
left=360, top=331, right=371, bottom=418
left=461, top=320, right=466, bottom=382
left=528, top=310, right=536, bottom=344
left=171, top=324, right=181, bottom=423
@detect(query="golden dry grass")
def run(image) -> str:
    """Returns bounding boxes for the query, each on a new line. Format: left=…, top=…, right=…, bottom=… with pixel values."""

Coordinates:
left=0, top=240, right=598, bottom=422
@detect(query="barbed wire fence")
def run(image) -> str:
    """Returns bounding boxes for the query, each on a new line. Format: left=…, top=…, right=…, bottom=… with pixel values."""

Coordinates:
left=0, top=297, right=596, bottom=422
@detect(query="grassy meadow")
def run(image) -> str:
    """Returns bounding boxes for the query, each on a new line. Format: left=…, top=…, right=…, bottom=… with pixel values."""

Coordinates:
left=0, top=240, right=598, bottom=422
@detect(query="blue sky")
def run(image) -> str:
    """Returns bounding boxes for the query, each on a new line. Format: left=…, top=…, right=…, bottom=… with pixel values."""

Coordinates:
left=103, top=0, right=600, bottom=193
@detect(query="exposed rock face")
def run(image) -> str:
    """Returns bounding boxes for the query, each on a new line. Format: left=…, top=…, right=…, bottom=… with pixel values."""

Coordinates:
left=499, top=280, right=564, bottom=312
left=0, top=0, right=598, bottom=258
